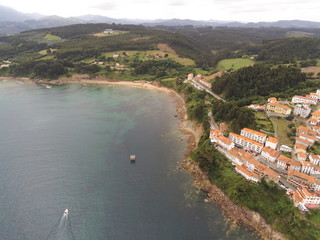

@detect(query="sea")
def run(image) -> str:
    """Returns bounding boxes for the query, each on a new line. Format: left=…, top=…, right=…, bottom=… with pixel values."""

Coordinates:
left=0, top=80, right=259, bottom=240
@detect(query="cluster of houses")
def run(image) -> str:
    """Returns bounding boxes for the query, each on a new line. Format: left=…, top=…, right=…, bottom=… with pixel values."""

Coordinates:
left=210, top=127, right=320, bottom=210
left=187, top=73, right=212, bottom=90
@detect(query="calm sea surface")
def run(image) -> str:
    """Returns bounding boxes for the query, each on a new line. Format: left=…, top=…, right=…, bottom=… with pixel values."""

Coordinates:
left=0, top=81, right=259, bottom=240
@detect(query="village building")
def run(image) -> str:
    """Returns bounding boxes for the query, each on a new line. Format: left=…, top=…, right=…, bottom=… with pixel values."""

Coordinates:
left=248, top=104, right=265, bottom=112
left=187, top=73, right=194, bottom=80
left=291, top=187, right=320, bottom=209
left=280, top=145, right=293, bottom=152
left=210, top=129, right=222, bottom=143
left=298, top=133, right=317, bottom=144
left=235, top=165, right=260, bottom=183
left=294, top=143, right=308, bottom=154
left=301, top=161, right=316, bottom=175
left=266, top=102, right=291, bottom=115
left=297, top=152, right=308, bottom=162
left=293, top=104, right=311, bottom=118
left=309, top=154, right=320, bottom=165
left=296, top=126, right=317, bottom=136
left=215, top=135, right=235, bottom=151
left=261, top=166, right=281, bottom=183
left=240, top=128, right=267, bottom=144
left=261, top=146, right=281, bottom=162
left=309, top=93, right=320, bottom=100
left=311, top=111, right=320, bottom=121
left=295, top=137, right=314, bottom=147
left=292, top=95, right=318, bottom=105
left=104, top=29, right=113, bottom=34
left=226, top=149, right=245, bottom=166
left=229, top=133, right=264, bottom=154
left=265, top=136, right=278, bottom=150
left=312, top=166, right=320, bottom=175
left=277, top=155, right=301, bottom=172
left=308, top=118, right=319, bottom=126
left=267, top=97, right=277, bottom=103
left=287, top=169, right=316, bottom=189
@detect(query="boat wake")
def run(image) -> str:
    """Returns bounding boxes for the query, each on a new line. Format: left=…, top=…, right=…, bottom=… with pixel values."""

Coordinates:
left=46, top=209, right=76, bottom=240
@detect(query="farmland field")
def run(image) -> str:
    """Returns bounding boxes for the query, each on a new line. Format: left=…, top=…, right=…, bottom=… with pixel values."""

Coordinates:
left=217, top=58, right=255, bottom=70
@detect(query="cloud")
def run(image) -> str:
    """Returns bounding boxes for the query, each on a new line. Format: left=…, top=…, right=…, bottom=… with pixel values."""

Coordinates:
left=169, top=1, right=187, bottom=6
left=91, top=1, right=118, bottom=10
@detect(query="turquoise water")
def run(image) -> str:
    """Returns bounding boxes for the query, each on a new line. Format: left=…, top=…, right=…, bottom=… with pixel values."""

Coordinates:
left=0, top=81, right=258, bottom=240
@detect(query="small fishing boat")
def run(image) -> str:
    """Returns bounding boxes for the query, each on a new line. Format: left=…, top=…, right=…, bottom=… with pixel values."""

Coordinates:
left=64, top=209, right=69, bottom=216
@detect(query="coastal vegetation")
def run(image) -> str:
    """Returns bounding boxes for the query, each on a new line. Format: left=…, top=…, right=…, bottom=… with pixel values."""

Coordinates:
left=192, top=138, right=320, bottom=240
left=212, top=64, right=307, bottom=100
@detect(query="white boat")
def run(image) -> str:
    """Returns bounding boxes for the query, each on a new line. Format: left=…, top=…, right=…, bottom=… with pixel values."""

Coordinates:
left=64, top=209, right=69, bottom=216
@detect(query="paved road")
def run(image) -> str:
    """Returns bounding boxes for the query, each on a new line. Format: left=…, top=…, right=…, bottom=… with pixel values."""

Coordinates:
left=208, top=111, right=219, bottom=130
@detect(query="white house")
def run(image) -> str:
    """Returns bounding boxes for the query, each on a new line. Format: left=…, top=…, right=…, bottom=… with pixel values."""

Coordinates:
left=261, top=147, right=281, bottom=162
left=309, top=154, right=320, bottom=165
left=229, top=133, right=263, bottom=154
left=292, top=95, right=318, bottom=105
left=240, top=128, right=267, bottom=144
left=235, top=165, right=260, bottom=183
left=294, top=104, right=311, bottom=118
left=301, top=161, right=315, bottom=174
left=265, top=137, right=278, bottom=150
left=297, top=152, right=308, bottom=162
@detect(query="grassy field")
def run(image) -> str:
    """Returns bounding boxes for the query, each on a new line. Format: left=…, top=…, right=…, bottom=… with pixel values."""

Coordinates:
left=102, top=50, right=195, bottom=66
left=217, top=58, right=255, bottom=70
left=93, top=31, right=128, bottom=37
left=255, top=112, right=274, bottom=133
left=44, top=34, right=61, bottom=41
left=269, top=117, right=293, bottom=146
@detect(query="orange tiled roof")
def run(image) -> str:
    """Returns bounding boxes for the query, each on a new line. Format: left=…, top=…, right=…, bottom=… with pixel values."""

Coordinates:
left=299, top=133, right=317, bottom=141
left=263, top=167, right=280, bottom=180
left=241, top=128, right=267, bottom=138
left=262, top=146, right=280, bottom=158
left=288, top=169, right=316, bottom=184
left=267, top=102, right=291, bottom=110
left=300, top=187, right=318, bottom=198
left=296, top=137, right=313, bottom=146
left=309, top=154, right=320, bottom=160
left=217, top=135, right=233, bottom=146
left=297, top=152, right=307, bottom=159
left=230, top=133, right=263, bottom=147
left=277, top=155, right=291, bottom=163
left=301, top=161, right=315, bottom=167
left=236, top=165, right=260, bottom=179
left=267, top=137, right=278, bottom=143
left=295, top=143, right=308, bottom=150
left=292, top=190, right=303, bottom=203
left=312, top=111, right=320, bottom=117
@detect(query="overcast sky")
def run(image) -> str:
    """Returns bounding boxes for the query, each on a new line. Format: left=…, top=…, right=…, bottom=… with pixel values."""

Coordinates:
left=1, top=0, right=319, bottom=22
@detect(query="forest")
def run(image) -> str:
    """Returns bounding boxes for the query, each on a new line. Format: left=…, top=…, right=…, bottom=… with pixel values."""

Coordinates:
left=212, top=64, right=307, bottom=100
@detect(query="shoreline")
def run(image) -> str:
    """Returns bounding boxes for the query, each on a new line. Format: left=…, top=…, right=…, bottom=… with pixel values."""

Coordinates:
left=1, top=76, right=285, bottom=239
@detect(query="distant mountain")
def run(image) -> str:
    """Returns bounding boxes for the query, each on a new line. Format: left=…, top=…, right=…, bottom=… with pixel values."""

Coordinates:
left=0, top=4, right=320, bottom=36
left=0, top=5, right=33, bottom=22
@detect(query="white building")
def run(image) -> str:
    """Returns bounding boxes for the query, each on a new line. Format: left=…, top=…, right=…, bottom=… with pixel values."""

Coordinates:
left=294, top=104, right=311, bottom=118
left=261, top=147, right=281, bottom=162
left=292, top=95, right=318, bottom=105
left=229, top=133, right=264, bottom=154
left=297, top=152, right=308, bottom=162
left=280, top=145, right=293, bottom=152
left=301, top=161, right=315, bottom=174
left=235, top=165, right=260, bottom=183
left=291, top=187, right=320, bottom=207
left=265, top=137, right=278, bottom=150
left=240, top=128, right=267, bottom=144
left=309, top=154, right=320, bottom=165
left=277, top=155, right=301, bottom=172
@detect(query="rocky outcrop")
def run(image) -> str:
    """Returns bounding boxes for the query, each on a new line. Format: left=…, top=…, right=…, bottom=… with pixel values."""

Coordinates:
left=181, top=159, right=286, bottom=240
